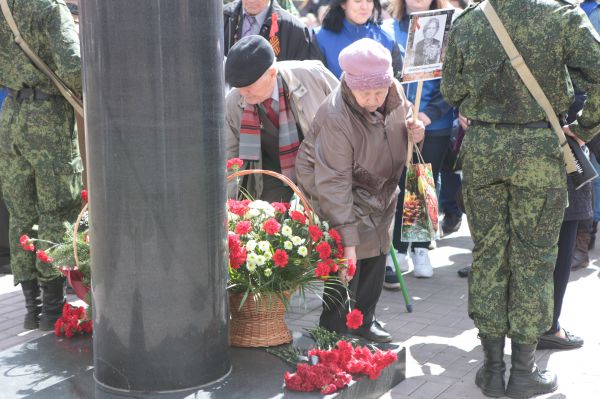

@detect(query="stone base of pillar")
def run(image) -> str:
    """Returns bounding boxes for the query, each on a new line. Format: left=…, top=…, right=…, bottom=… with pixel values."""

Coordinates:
left=0, top=333, right=406, bottom=399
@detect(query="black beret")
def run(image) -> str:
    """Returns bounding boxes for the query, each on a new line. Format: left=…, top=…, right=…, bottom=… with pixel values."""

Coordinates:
left=225, top=35, right=275, bottom=88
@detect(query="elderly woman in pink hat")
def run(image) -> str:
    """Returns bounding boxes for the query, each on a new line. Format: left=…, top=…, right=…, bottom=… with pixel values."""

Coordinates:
left=296, top=38, right=424, bottom=342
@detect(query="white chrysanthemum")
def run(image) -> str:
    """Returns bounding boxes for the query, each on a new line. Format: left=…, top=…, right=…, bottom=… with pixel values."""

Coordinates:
left=291, top=236, right=305, bottom=246
left=321, top=221, right=329, bottom=230
left=245, top=208, right=261, bottom=219
left=297, top=246, right=308, bottom=257
left=284, top=241, right=293, bottom=250
left=258, top=241, right=270, bottom=252
left=256, top=255, right=266, bottom=266
left=246, top=252, right=258, bottom=264
left=264, top=268, right=273, bottom=277
left=246, top=240, right=258, bottom=252
left=249, top=200, right=275, bottom=216
left=290, top=203, right=304, bottom=213
left=281, top=225, right=293, bottom=237
left=264, top=251, right=272, bottom=260
left=228, top=212, right=240, bottom=221
left=246, top=263, right=257, bottom=272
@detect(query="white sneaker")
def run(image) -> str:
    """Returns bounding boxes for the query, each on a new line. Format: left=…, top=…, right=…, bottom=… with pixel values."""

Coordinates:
left=412, top=248, right=433, bottom=278
left=386, top=251, right=410, bottom=272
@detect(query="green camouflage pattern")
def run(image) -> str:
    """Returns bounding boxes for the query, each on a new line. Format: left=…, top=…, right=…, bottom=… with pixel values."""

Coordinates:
left=441, top=0, right=600, bottom=142
left=0, top=0, right=82, bottom=285
left=461, top=126, right=567, bottom=344
left=438, top=0, right=600, bottom=344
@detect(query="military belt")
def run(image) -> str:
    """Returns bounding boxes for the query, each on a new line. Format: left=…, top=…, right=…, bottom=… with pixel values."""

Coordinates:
left=470, top=120, right=551, bottom=129
left=7, top=88, right=57, bottom=101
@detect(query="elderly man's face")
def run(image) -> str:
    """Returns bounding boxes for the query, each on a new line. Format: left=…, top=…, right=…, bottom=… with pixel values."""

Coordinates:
left=238, top=67, right=278, bottom=105
left=242, top=0, right=270, bottom=16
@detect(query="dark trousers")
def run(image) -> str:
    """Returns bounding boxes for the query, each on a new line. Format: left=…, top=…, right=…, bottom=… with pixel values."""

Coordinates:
left=548, top=219, right=579, bottom=334
left=393, top=135, right=450, bottom=252
left=0, top=195, right=10, bottom=266
left=319, top=254, right=386, bottom=334
left=440, top=168, right=463, bottom=217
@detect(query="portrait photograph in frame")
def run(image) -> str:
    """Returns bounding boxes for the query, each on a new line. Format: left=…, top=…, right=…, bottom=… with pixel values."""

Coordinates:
left=401, top=8, right=455, bottom=83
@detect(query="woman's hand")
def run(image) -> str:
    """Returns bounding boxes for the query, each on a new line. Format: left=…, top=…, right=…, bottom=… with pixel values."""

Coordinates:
left=406, top=118, right=425, bottom=143
left=339, top=246, right=357, bottom=285
left=418, top=112, right=432, bottom=127
left=563, top=125, right=585, bottom=146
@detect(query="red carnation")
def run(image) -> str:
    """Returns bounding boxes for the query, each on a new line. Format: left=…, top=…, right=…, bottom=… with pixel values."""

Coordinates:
left=321, top=384, right=337, bottom=395
left=346, top=309, right=363, bottom=330
left=234, top=220, right=252, bottom=235
left=19, top=234, right=35, bottom=251
left=271, top=202, right=288, bottom=214
left=227, top=199, right=250, bottom=217
left=36, top=250, right=53, bottom=263
left=326, top=259, right=338, bottom=273
left=81, top=189, right=88, bottom=203
left=346, top=258, right=356, bottom=278
left=273, top=249, right=289, bottom=268
left=226, top=157, right=244, bottom=170
left=290, top=210, right=306, bottom=224
left=263, top=218, right=281, bottom=235
left=308, top=225, right=323, bottom=242
left=315, top=241, right=332, bottom=260
left=314, top=261, right=330, bottom=278
left=228, top=233, right=247, bottom=269
left=54, top=319, right=64, bottom=336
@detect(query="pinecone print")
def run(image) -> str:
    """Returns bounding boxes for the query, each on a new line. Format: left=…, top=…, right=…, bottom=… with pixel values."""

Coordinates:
left=403, top=191, right=421, bottom=226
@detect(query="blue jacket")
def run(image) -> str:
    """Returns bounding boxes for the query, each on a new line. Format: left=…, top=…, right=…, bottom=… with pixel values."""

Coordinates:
left=582, top=0, right=600, bottom=34
left=382, top=18, right=454, bottom=134
left=0, top=87, right=7, bottom=113
left=316, top=19, right=397, bottom=78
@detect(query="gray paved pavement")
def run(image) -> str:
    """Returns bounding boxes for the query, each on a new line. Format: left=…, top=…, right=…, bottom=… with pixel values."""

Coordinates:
left=1, top=215, right=599, bottom=398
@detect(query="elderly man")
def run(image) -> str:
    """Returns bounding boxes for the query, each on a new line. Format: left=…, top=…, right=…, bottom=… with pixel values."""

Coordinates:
left=224, top=0, right=322, bottom=61
left=225, top=35, right=337, bottom=202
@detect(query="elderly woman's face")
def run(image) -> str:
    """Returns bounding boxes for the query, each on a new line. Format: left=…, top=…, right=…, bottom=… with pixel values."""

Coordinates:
left=342, top=0, right=375, bottom=25
left=405, top=0, right=433, bottom=14
left=351, top=87, right=389, bottom=113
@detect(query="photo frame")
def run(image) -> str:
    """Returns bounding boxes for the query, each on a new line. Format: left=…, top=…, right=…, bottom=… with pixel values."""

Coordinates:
left=401, top=8, right=455, bottom=83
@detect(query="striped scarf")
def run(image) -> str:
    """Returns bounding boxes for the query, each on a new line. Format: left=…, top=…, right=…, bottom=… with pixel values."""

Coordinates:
left=239, top=75, right=300, bottom=181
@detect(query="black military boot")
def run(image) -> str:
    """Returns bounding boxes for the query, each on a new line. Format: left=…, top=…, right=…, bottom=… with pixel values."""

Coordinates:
left=505, top=341, right=558, bottom=398
left=21, top=280, right=41, bottom=330
left=475, top=337, right=506, bottom=397
left=39, top=277, right=66, bottom=331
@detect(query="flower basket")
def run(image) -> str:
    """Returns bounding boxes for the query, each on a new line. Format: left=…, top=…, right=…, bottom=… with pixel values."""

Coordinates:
left=66, top=203, right=91, bottom=303
left=229, top=291, right=292, bottom=347
left=226, top=168, right=325, bottom=348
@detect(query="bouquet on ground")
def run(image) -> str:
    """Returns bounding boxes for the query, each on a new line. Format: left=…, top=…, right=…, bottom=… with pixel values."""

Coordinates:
left=19, top=190, right=90, bottom=289
left=226, top=159, right=357, bottom=308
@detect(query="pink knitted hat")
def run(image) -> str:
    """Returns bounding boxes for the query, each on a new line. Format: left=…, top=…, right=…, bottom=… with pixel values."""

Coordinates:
left=338, top=38, right=393, bottom=91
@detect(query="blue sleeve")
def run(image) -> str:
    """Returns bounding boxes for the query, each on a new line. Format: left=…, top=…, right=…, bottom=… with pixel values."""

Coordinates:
left=422, top=80, right=452, bottom=121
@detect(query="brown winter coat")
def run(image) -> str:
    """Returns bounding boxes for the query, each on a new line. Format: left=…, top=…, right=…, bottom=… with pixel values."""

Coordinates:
left=225, top=60, right=338, bottom=199
left=296, top=79, right=412, bottom=259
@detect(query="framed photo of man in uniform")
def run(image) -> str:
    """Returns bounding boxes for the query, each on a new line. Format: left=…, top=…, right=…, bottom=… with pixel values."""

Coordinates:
left=401, top=9, right=454, bottom=83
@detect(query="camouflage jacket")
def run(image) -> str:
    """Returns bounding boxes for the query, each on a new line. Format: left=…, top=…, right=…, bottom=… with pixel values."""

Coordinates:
left=0, top=0, right=81, bottom=95
left=440, top=0, right=600, bottom=142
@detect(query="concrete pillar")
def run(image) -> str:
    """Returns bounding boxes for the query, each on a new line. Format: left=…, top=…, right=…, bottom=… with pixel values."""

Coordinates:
left=80, top=0, right=230, bottom=393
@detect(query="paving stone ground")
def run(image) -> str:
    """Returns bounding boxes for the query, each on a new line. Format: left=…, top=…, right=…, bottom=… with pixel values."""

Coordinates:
left=1, top=215, right=599, bottom=398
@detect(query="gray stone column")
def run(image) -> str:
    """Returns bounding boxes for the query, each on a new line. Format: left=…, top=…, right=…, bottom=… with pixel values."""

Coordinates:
left=79, top=0, right=230, bottom=393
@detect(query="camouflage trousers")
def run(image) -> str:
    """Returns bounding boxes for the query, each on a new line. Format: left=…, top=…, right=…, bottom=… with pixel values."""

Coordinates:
left=461, top=126, right=567, bottom=344
left=0, top=96, right=83, bottom=285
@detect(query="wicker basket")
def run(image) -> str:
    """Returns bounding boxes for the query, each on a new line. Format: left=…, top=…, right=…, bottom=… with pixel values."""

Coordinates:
left=226, top=168, right=314, bottom=347
left=61, top=203, right=91, bottom=304
left=229, top=291, right=292, bottom=347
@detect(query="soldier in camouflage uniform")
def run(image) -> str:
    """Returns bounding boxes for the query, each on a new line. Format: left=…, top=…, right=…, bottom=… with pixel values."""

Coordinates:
left=0, top=0, right=83, bottom=331
left=441, top=0, right=600, bottom=397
